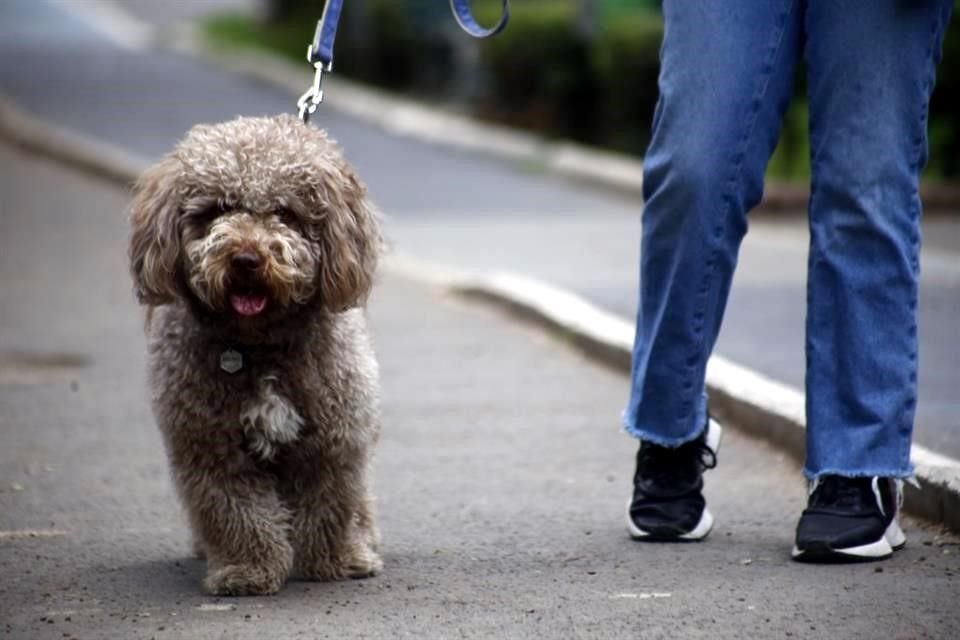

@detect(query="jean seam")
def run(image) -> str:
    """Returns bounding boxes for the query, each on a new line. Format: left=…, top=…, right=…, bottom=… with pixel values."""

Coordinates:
left=678, top=0, right=798, bottom=426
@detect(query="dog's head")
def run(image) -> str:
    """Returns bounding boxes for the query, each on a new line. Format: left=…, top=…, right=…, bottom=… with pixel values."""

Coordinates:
left=128, top=115, right=380, bottom=324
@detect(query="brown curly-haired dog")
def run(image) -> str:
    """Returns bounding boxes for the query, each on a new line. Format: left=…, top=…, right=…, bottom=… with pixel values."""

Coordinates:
left=128, top=115, right=382, bottom=596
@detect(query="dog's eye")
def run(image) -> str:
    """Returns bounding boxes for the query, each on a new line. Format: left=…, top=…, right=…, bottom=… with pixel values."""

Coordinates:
left=273, top=207, right=300, bottom=227
left=186, top=200, right=232, bottom=224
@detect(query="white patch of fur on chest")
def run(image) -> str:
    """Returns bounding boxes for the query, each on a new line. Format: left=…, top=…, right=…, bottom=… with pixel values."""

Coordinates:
left=240, top=376, right=304, bottom=460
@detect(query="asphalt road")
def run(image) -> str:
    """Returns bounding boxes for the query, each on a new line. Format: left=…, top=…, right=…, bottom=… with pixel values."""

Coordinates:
left=2, top=140, right=959, bottom=639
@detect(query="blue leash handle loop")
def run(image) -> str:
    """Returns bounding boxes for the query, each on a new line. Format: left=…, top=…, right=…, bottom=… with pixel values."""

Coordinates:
left=450, top=0, right=510, bottom=38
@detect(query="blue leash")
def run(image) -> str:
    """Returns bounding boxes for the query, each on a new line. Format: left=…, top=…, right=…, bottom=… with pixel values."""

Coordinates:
left=298, top=0, right=510, bottom=122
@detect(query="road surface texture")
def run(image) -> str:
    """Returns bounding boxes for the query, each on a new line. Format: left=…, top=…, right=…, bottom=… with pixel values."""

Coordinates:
left=1, top=140, right=959, bottom=639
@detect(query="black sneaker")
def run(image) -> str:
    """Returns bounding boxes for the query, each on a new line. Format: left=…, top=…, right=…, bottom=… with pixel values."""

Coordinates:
left=627, top=417, right=722, bottom=541
left=792, top=475, right=906, bottom=562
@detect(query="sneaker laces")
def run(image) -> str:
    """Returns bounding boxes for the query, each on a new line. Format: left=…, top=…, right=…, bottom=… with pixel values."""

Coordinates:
left=809, top=476, right=913, bottom=516
left=808, top=476, right=870, bottom=512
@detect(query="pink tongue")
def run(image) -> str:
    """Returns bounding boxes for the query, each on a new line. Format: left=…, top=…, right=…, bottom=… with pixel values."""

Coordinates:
left=230, top=294, right=268, bottom=316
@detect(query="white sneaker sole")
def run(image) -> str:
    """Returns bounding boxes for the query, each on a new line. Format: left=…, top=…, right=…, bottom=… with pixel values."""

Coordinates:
left=626, top=418, right=723, bottom=542
left=627, top=503, right=714, bottom=541
left=791, top=518, right=906, bottom=561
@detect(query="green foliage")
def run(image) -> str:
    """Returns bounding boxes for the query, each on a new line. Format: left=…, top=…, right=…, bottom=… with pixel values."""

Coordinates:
left=205, top=13, right=311, bottom=62
left=207, top=2, right=428, bottom=90
left=476, top=1, right=960, bottom=180
left=475, top=1, right=664, bottom=151
left=336, top=1, right=419, bottom=90
left=263, top=0, right=306, bottom=22
left=590, top=12, right=664, bottom=155
left=476, top=3, right=596, bottom=140
left=928, top=2, right=960, bottom=179
left=766, top=101, right=810, bottom=182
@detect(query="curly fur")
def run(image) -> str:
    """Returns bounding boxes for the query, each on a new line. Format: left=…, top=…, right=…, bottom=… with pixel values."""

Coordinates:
left=128, top=115, right=383, bottom=595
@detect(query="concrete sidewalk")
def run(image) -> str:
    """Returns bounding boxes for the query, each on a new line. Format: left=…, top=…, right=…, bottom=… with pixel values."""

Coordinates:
left=1, top=141, right=959, bottom=639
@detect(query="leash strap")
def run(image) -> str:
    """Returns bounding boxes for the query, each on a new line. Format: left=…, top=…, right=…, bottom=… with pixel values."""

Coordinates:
left=449, top=0, right=510, bottom=38
left=299, top=0, right=510, bottom=122
left=308, top=0, right=343, bottom=69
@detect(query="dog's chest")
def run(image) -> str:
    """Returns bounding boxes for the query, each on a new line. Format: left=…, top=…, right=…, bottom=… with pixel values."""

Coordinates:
left=240, top=376, right=304, bottom=460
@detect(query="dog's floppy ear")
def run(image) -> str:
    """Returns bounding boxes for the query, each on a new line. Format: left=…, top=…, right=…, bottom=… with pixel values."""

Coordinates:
left=313, top=169, right=382, bottom=312
left=128, top=157, right=183, bottom=306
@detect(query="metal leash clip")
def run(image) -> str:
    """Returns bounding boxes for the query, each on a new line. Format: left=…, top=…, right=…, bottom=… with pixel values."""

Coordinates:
left=297, top=49, right=331, bottom=123
left=297, top=0, right=341, bottom=123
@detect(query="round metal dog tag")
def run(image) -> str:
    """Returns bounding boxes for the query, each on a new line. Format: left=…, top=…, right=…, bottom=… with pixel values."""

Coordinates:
left=220, top=349, right=243, bottom=374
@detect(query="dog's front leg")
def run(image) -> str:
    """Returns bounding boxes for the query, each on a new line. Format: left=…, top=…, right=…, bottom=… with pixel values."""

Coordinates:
left=286, top=463, right=382, bottom=581
left=176, top=467, right=293, bottom=596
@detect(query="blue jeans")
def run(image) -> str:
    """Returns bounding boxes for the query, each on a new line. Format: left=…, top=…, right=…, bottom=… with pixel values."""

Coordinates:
left=623, top=0, right=953, bottom=479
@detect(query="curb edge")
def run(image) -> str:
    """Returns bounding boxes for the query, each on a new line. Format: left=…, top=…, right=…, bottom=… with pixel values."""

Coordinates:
left=0, top=99, right=147, bottom=185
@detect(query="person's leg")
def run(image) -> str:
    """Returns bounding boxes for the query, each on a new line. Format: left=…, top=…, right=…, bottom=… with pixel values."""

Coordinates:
left=795, top=0, right=952, bottom=561
left=625, top=0, right=802, bottom=442
left=625, top=0, right=803, bottom=540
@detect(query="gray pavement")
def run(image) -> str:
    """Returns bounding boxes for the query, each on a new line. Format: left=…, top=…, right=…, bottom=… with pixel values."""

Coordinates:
left=1, top=0, right=957, bottom=460
left=2, top=141, right=960, bottom=640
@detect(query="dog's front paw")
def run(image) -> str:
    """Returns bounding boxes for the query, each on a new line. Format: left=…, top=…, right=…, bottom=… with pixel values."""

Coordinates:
left=299, top=543, right=382, bottom=581
left=354, top=509, right=381, bottom=552
left=203, top=564, right=286, bottom=596
left=344, top=543, right=383, bottom=579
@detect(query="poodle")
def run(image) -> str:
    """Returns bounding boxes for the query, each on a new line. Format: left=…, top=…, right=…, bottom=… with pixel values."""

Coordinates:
left=128, top=114, right=382, bottom=595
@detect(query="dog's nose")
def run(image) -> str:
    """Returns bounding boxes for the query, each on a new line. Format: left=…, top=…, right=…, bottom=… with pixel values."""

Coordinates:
left=231, top=251, right=262, bottom=271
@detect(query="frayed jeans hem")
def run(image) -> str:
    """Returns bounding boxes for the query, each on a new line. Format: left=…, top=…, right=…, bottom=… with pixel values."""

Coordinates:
left=801, top=466, right=916, bottom=481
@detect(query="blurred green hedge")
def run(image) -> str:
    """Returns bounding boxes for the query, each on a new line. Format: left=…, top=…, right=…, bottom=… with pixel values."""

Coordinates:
left=475, top=0, right=960, bottom=179
left=216, top=0, right=960, bottom=180
left=474, top=1, right=662, bottom=155
left=930, top=2, right=960, bottom=179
